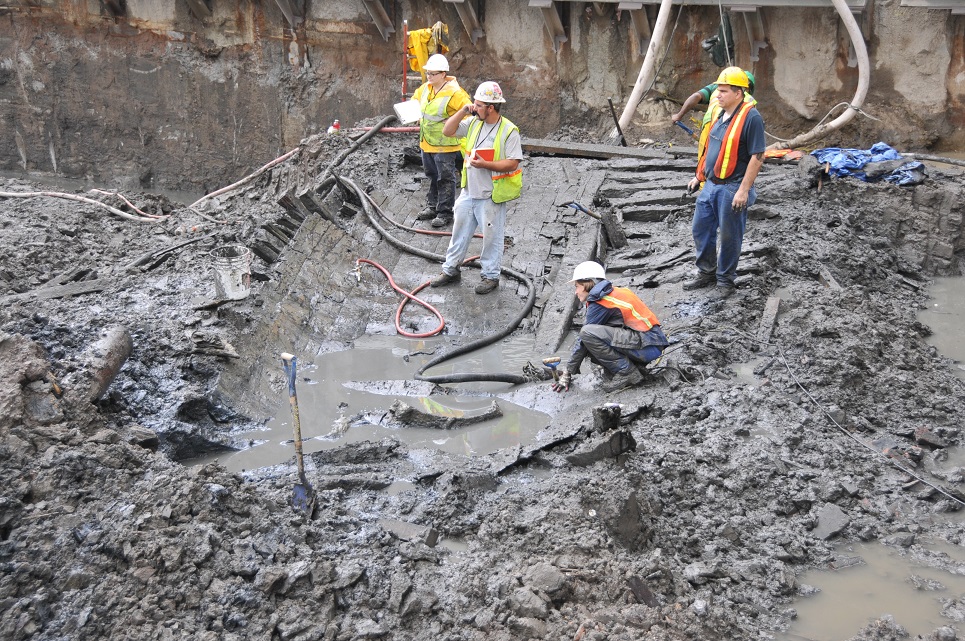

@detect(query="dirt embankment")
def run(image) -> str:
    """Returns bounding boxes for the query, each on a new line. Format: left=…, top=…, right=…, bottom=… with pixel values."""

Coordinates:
left=1, top=132, right=964, bottom=641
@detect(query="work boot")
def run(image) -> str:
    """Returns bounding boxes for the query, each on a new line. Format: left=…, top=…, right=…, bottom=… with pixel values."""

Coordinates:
left=709, top=284, right=736, bottom=300
left=430, top=215, right=452, bottom=228
left=602, top=366, right=645, bottom=393
left=416, top=206, right=436, bottom=221
left=474, top=277, right=499, bottom=295
left=430, top=270, right=461, bottom=287
left=682, top=272, right=716, bottom=290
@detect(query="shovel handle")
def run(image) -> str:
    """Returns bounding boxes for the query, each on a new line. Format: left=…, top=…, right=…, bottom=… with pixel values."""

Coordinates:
left=280, top=353, right=307, bottom=480
left=674, top=120, right=695, bottom=137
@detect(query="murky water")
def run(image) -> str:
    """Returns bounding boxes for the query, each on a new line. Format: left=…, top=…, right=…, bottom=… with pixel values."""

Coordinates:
left=779, top=541, right=965, bottom=640
left=918, top=276, right=965, bottom=380
left=210, top=333, right=550, bottom=473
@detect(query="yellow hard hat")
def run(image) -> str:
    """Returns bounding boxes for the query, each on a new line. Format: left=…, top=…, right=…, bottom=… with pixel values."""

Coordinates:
left=716, top=66, right=750, bottom=89
left=474, top=81, right=506, bottom=104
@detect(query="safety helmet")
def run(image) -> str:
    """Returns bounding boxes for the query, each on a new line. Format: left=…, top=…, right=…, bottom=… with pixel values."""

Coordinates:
left=569, top=261, right=606, bottom=282
left=743, top=70, right=756, bottom=94
left=423, top=54, right=449, bottom=73
left=474, top=81, right=506, bottom=104
left=716, top=66, right=750, bottom=89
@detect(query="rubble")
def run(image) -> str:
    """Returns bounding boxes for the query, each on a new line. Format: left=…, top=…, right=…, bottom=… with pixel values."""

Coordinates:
left=0, top=129, right=964, bottom=641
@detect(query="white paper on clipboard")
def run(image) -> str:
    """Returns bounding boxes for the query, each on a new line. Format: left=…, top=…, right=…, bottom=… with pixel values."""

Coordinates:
left=393, top=100, right=422, bottom=125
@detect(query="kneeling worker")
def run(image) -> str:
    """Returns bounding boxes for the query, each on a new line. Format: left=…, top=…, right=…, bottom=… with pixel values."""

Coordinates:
left=553, top=261, right=669, bottom=394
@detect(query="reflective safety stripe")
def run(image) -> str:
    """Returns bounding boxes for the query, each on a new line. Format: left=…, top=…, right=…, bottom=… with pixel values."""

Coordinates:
left=696, top=100, right=754, bottom=183
left=460, top=116, right=523, bottom=203
left=599, top=288, right=660, bottom=332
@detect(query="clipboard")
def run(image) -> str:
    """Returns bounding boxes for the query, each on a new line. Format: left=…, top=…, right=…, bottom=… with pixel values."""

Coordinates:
left=393, top=100, right=421, bottom=125
left=472, top=148, right=495, bottom=162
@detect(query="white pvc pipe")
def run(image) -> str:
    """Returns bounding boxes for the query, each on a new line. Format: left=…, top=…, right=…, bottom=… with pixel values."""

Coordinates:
left=767, top=0, right=870, bottom=150
left=616, top=0, right=675, bottom=135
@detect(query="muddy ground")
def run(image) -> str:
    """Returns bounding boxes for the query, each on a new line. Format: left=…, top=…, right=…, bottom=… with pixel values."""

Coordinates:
left=1, top=127, right=965, bottom=641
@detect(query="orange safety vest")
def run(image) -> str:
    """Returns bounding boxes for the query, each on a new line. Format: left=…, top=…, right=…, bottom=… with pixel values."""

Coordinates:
left=597, top=288, right=660, bottom=332
left=696, top=101, right=754, bottom=183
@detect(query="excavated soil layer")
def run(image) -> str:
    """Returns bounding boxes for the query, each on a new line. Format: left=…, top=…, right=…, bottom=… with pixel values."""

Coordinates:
left=1, top=131, right=965, bottom=641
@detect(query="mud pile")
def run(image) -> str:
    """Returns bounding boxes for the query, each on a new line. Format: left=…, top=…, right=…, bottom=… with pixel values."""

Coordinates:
left=1, top=131, right=964, bottom=641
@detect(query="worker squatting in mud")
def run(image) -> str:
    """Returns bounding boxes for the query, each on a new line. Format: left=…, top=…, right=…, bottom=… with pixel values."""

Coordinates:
left=552, top=261, right=670, bottom=394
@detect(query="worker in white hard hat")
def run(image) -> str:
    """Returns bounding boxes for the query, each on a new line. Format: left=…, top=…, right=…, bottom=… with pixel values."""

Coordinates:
left=429, top=81, right=523, bottom=295
left=552, top=261, right=669, bottom=394
left=410, top=53, right=472, bottom=228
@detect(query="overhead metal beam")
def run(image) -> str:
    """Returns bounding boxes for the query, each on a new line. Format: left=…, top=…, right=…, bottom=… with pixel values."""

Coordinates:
left=729, top=6, right=767, bottom=62
left=529, top=0, right=568, bottom=52
left=900, top=0, right=965, bottom=12
left=361, top=0, right=395, bottom=41
left=274, top=0, right=303, bottom=28
left=444, top=0, right=485, bottom=44
left=617, top=2, right=651, bottom=56
left=525, top=0, right=870, bottom=8
left=184, top=0, right=212, bottom=19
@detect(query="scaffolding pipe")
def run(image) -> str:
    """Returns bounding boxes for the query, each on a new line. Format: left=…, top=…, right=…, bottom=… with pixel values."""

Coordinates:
left=767, top=0, right=870, bottom=151
left=616, top=0, right=675, bottom=135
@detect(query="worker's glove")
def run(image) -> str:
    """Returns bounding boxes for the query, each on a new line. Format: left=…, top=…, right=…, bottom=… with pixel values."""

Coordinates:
left=552, top=369, right=572, bottom=393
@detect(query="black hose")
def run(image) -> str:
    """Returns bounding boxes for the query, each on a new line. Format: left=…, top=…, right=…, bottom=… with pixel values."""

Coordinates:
left=338, top=176, right=538, bottom=385
left=416, top=373, right=531, bottom=385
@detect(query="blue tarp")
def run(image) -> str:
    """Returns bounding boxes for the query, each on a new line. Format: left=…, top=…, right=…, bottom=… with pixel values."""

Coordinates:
left=810, top=142, right=926, bottom=186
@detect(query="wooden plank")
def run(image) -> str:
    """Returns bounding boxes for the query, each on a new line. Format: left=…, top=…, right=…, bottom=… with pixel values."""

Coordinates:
left=758, top=296, right=781, bottom=344
left=523, top=138, right=696, bottom=161
left=599, top=207, right=628, bottom=249
left=2, top=278, right=110, bottom=304
left=818, top=266, right=843, bottom=290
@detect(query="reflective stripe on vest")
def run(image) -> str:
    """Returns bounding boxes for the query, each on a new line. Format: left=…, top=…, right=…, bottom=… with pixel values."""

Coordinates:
left=697, top=100, right=754, bottom=183
left=599, top=288, right=660, bottom=332
left=418, top=82, right=463, bottom=149
left=460, top=116, right=523, bottom=203
left=697, top=91, right=757, bottom=171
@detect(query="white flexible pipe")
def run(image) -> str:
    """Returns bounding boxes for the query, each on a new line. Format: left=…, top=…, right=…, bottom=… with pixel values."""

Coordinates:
left=616, top=0, right=674, bottom=134
left=767, top=0, right=870, bottom=150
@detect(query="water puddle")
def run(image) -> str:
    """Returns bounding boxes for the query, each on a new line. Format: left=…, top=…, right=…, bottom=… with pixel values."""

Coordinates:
left=918, top=275, right=965, bottom=380
left=210, top=333, right=550, bottom=473
left=779, top=541, right=965, bottom=641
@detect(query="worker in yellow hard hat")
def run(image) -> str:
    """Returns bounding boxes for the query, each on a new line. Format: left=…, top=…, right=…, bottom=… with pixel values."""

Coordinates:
left=672, top=67, right=757, bottom=161
left=681, top=67, right=765, bottom=301
left=410, top=53, right=472, bottom=229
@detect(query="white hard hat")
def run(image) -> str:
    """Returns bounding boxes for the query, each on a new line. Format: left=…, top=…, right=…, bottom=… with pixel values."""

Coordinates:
left=423, top=54, right=450, bottom=72
left=569, top=261, right=606, bottom=282
left=474, top=81, right=506, bottom=103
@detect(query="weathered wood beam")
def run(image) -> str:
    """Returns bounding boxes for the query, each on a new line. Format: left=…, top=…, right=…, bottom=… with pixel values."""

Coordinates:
left=522, top=137, right=696, bottom=160
left=184, top=0, right=212, bottom=19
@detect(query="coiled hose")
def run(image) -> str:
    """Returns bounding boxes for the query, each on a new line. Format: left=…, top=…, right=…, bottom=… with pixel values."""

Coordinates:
left=337, top=175, right=539, bottom=386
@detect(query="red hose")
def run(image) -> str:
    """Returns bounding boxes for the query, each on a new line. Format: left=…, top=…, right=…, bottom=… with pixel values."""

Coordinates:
left=357, top=256, right=480, bottom=339
left=356, top=258, right=445, bottom=338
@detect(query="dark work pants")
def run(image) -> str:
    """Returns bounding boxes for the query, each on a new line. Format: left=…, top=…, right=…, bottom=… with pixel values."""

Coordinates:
left=422, top=150, right=461, bottom=217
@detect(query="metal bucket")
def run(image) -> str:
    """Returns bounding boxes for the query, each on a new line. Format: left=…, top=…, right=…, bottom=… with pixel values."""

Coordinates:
left=210, top=245, right=252, bottom=300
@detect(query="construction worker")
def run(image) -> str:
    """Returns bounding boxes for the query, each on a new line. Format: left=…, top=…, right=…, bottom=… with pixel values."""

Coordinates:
left=553, top=261, right=669, bottom=394
left=411, top=53, right=472, bottom=228
left=682, top=67, right=765, bottom=300
left=430, top=81, right=523, bottom=296
left=671, top=67, right=756, bottom=161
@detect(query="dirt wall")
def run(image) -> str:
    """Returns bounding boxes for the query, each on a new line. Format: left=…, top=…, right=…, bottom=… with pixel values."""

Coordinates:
left=0, top=1, right=963, bottom=191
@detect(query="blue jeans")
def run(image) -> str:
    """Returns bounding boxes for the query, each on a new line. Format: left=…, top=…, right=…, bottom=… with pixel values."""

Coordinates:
left=422, top=151, right=460, bottom=217
left=692, top=180, right=756, bottom=287
left=441, top=191, right=506, bottom=280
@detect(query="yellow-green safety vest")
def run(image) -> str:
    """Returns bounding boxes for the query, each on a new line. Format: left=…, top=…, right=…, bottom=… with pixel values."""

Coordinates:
left=460, top=116, right=523, bottom=204
left=417, top=81, right=465, bottom=151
